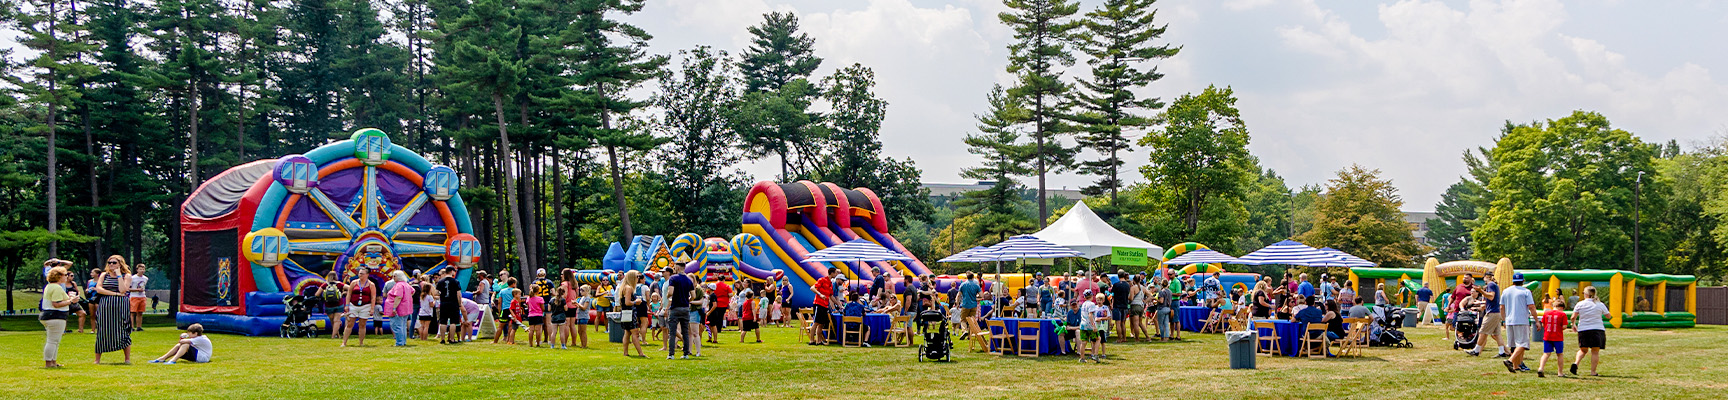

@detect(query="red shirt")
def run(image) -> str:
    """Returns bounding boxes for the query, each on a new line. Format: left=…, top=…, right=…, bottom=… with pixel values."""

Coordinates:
left=1450, top=284, right=1472, bottom=311
left=1540, top=309, right=1568, bottom=341
left=741, top=298, right=756, bottom=321
left=713, top=282, right=733, bottom=308
left=814, top=277, right=833, bottom=307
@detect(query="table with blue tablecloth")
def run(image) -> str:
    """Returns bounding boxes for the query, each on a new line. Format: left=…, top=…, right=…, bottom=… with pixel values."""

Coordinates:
left=1254, top=319, right=1305, bottom=357
left=1178, top=306, right=1213, bottom=332
left=988, top=318, right=1071, bottom=355
left=830, top=313, right=891, bottom=346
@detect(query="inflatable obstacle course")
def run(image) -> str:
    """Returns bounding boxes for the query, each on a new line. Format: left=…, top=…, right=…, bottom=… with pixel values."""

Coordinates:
left=1349, top=258, right=1698, bottom=328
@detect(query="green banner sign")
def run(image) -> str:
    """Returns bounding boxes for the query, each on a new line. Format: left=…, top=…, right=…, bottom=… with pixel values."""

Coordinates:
left=1111, top=247, right=1148, bottom=266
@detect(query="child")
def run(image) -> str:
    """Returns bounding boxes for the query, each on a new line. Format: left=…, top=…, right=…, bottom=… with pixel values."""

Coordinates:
left=149, top=323, right=214, bottom=364
left=525, top=283, right=546, bottom=347
left=842, top=292, right=869, bottom=347
left=417, top=283, right=436, bottom=341
left=1078, top=293, right=1100, bottom=363
left=548, top=293, right=567, bottom=349
left=648, top=292, right=665, bottom=351
left=573, top=286, right=592, bottom=348
left=1537, top=297, right=1572, bottom=378
left=739, top=291, right=761, bottom=343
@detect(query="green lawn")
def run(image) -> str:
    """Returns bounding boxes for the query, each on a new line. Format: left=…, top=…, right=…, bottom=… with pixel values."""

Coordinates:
left=1, top=317, right=1724, bottom=399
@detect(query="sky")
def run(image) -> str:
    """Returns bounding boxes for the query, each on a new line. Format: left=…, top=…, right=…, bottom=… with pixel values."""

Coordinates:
left=626, top=0, right=1728, bottom=211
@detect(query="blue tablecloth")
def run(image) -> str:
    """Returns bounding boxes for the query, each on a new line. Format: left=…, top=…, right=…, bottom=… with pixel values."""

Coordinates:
left=1254, top=319, right=1305, bottom=357
left=830, top=313, right=891, bottom=346
left=988, top=318, right=1071, bottom=355
left=1178, top=306, right=1212, bottom=332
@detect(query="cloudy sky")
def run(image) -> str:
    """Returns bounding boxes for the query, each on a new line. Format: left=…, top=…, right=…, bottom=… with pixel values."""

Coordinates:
left=628, top=0, right=1728, bottom=210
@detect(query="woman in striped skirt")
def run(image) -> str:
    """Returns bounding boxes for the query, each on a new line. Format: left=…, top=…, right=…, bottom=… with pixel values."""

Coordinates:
left=92, top=255, right=135, bottom=364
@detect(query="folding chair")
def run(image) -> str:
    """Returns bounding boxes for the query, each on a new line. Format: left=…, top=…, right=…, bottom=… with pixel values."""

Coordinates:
left=1015, top=321, right=1042, bottom=356
left=842, top=316, right=866, bottom=347
left=1338, top=318, right=1369, bottom=357
left=1254, top=321, right=1281, bottom=356
left=1301, top=323, right=1330, bottom=358
left=986, top=319, right=1014, bottom=355
left=887, top=315, right=913, bottom=347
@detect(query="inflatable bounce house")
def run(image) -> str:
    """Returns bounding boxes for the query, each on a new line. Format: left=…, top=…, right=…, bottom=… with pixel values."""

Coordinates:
left=1157, top=242, right=1260, bottom=293
left=1349, top=258, right=1698, bottom=328
left=586, top=232, right=781, bottom=285
left=741, top=181, right=949, bottom=308
left=178, top=128, right=479, bottom=335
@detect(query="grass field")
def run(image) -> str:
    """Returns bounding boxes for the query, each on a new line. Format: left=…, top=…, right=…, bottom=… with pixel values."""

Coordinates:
left=2, top=316, right=1725, bottom=399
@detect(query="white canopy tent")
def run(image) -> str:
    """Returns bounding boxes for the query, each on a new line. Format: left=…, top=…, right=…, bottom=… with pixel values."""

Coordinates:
left=1029, top=200, right=1165, bottom=260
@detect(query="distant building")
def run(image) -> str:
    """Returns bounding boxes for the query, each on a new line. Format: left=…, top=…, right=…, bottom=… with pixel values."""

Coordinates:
left=923, top=181, right=1085, bottom=200
left=1404, top=211, right=1438, bottom=245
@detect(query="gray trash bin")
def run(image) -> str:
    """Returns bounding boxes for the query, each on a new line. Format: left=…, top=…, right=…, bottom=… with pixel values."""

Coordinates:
left=607, top=312, right=626, bottom=343
left=1403, top=308, right=1420, bottom=327
left=1226, top=330, right=1256, bottom=369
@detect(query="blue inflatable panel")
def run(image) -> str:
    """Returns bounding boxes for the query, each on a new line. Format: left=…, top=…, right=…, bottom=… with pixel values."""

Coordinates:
left=178, top=313, right=285, bottom=337
left=247, top=304, right=287, bottom=317
left=247, top=291, right=290, bottom=306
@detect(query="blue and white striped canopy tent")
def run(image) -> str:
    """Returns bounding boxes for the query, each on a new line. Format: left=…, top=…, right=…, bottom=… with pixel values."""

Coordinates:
left=1162, top=249, right=1242, bottom=265
left=1230, top=240, right=1351, bottom=266
left=803, top=239, right=915, bottom=263
left=981, top=235, right=1086, bottom=260
left=938, top=246, right=994, bottom=263
left=978, top=235, right=1086, bottom=274
left=1318, top=247, right=1378, bottom=267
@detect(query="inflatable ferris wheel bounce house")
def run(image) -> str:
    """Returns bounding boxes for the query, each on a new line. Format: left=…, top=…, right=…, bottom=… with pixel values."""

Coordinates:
left=177, top=128, right=481, bottom=335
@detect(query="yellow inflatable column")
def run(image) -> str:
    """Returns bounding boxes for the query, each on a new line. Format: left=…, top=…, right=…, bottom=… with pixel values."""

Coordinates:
left=1655, top=282, right=1667, bottom=314
left=1548, top=275, right=1561, bottom=300
left=1495, top=258, right=1514, bottom=289
left=1423, top=258, right=1443, bottom=296
left=1348, top=271, right=1360, bottom=294
left=1688, top=282, right=1698, bottom=318
left=1608, top=273, right=1622, bottom=328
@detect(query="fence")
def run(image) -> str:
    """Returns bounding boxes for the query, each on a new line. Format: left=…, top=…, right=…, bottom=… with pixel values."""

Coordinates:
left=1700, top=286, right=1727, bottom=325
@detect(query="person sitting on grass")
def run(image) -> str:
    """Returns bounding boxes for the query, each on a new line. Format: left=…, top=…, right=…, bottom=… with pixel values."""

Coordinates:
left=149, top=324, right=213, bottom=364
left=1536, top=297, right=1572, bottom=378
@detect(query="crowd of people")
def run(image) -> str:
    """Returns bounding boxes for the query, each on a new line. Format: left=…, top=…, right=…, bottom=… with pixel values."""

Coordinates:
left=30, top=254, right=1612, bottom=377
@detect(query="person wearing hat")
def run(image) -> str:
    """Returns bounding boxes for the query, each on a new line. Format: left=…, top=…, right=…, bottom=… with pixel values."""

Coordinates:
left=1500, top=272, right=1537, bottom=373
left=1319, top=274, right=1336, bottom=303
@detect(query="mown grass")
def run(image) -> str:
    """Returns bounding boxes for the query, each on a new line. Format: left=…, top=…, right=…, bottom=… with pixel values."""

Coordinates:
left=1, top=316, right=1724, bottom=399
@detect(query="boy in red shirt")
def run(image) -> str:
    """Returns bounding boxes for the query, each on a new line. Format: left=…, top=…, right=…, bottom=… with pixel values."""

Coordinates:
left=1537, top=297, right=1572, bottom=378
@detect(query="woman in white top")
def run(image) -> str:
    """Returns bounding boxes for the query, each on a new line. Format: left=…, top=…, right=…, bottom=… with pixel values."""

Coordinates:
left=41, top=265, right=81, bottom=368
left=1571, top=286, right=1610, bottom=376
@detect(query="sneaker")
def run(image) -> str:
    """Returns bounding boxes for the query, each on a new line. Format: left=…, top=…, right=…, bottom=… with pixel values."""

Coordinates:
left=1496, top=351, right=1509, bottom=358
left=1466, top=350, right=1480, bottom=356
left=1518, top=364, right=1530, bottom=372
left=1503, top=360, right=1517, bottom=373
left=667, top=355, right=673, bottom=360
left=148, top=360, right=163, bottom=364
left=164, top=361, right=176, bottom=365
left=1570, top=364, right=1578, bottom=375
left=680, top=355, right=689, bottom=359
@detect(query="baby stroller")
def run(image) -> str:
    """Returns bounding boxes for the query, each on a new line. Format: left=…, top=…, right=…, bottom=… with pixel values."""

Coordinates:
left=279, top=294, right=318, bottom=338
left=916, top=309, right=951, bottom=362
left=1371, top=307, right=1412, bottom=348
left=1452, top=309, right=1480, bottom=351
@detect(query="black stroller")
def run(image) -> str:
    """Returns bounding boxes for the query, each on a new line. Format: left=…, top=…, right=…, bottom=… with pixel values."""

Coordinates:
left=1452, top=310, right=1480, bottom=351
left=279, top=294, right=318, bottom=338
left=1372, top=307, right=1412, bottom=348
left=916, top=309, right=951, bottom=362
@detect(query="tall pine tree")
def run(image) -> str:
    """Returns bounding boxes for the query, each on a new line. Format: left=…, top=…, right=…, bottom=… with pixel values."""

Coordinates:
left=1070, top=0, right=1178, bottom=203
left=1000, top=0, right=1083, bottom=227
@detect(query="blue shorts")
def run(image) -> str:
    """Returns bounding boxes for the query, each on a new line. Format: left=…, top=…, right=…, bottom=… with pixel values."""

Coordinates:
left=1543, top=340, right=1565, bottom=354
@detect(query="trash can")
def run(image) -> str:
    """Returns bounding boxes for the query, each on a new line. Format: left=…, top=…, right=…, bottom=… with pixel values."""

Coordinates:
left=607, top=312, right=626, bottom=343
left=1403, top=308, right=1419, bottom=328
left=1226, top=330, right=1257, bottom=369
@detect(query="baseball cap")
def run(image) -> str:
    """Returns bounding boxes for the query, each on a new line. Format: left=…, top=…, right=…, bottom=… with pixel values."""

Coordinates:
left=1511, top=272, right=1524, bottom=283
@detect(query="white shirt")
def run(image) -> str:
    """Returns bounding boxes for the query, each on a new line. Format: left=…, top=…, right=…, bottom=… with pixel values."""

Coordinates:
left=1573, top=298, right=1608, bottom=331
left=1499, top=285, right=1535, bottom=325
left=1079, top=301, right=1100, bottom=330
left=130, top=274, right=150, bottom=298
left=186, top=334, right=213, bottom=362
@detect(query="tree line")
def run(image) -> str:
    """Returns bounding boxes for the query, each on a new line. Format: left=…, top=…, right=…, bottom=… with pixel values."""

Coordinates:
left=0, top=0, right=931, bottom=311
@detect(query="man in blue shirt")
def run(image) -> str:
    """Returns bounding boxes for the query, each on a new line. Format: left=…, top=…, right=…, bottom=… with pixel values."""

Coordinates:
left=1500, top=273, right=1537, bottom=373
left=1203, top=273, right=1223, bottom=301
left=666, top=271, right=695, bottom=359
left=1415, top=284, right=1434, bottom=326
left=841, top=292, right=871, bottom=347
left=1297, top=273, right=1316, bottom=299
left=1478, top=271, right=1506, bottom=357
left=958, top=273, right=982, bottom=348
left=1319, top=274, right=1336, bottom=302
left=1291, top=296, right=1326, bottom=339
